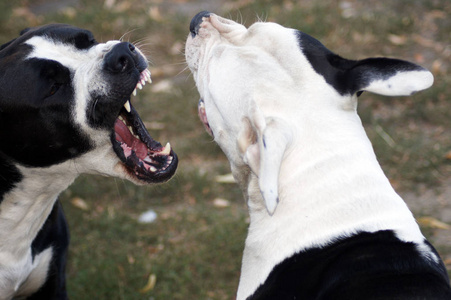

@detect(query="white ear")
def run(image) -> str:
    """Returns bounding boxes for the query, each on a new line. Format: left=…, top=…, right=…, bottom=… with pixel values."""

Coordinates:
left=238, top=101, right=292, bottom=215
left=349, top=58, right=434, bottom=96
left=258, top=119, right=292, bottom=215
left=362, top=69, right=433, bottom=96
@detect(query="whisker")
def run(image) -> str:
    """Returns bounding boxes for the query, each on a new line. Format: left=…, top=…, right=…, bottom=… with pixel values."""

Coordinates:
left=119, top=28, right=140, bottom=42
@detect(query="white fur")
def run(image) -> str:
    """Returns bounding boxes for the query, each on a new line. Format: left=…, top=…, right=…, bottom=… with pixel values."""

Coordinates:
left=186, top=14, right=434, bottom=300
left=0, top=162, right=72, bottom=299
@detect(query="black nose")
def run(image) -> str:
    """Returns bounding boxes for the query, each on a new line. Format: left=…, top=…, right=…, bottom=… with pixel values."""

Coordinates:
left=104, top=42, right=138, bottom=73
left=190, top=11, right=211, bottom=37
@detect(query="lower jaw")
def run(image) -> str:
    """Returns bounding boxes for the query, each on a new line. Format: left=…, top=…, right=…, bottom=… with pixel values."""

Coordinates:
left=112, top=152, right=178, bottom=184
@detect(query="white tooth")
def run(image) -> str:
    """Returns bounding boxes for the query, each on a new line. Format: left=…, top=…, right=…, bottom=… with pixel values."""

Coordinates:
left=143, top=156, right=153, bottom=164
left=137, top=83, right=143, bottom=90
left=160, top=142, right=171, bottom=156
left=133, top=88, right=137, bottom=96
left=150, top=166, right=157, bottom=172
left=145, top=71, right=152, bottom=83
left=124, top=100, right=131, bottom=113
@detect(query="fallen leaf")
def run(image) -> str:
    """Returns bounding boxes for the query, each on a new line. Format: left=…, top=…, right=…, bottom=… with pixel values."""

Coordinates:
left=417, top=217, right=450, bottom=230
left=127, top=254, right=135, bottom=265
left=71, top=197, right=89, bottom=211
left=388, top=34, right=407, bottom=46
left=445, top=150, right=451, bottom=160
left=148, top=6, right=163, bottom=22
left=213, top=198, right=230, bottom=208
left=140, top=273, right=157, bottom=293
left=215, top=173, right=235, bottom=183
left=444, top=258, right=451, bottom=266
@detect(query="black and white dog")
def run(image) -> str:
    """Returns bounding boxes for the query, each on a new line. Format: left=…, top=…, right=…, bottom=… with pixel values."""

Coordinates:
left=186, top=11, right=451, bottom=300
left=0, top=24, right=178, bottom=299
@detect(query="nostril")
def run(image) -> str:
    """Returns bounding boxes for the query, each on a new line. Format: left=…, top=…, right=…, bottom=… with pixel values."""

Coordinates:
left=118, top=56, right=128, bottom=71
left=128, top=43, right=135, bottom=52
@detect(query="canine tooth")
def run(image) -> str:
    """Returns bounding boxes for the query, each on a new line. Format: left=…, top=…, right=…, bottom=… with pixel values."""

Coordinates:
left=133, top=88, right=137, bottom=96
left=124, top=101, right=131, bottom=113
left=160, top=142, right=171, bottom=156
left=150, top=166, right=157, bottom=172
left=137, top=83, right=143, bottom=90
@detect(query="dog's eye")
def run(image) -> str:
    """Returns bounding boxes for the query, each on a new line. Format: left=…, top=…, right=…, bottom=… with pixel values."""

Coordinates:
left=47, top=83, right=61, bottom=98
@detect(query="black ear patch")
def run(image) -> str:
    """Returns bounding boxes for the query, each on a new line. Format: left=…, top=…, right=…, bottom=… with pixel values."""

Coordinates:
left=296, top=31, right=433, bottom=97
left=296, top=31, right=356, bottom=95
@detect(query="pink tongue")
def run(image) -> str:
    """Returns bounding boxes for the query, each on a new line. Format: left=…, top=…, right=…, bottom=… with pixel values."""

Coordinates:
left=114, top=119, right=148, bottom=159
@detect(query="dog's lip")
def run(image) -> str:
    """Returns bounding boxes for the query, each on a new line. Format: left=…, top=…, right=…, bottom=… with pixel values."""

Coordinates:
left=111, top=69, right=178, bottom=183
left=198, top=98, right=213, bottom=137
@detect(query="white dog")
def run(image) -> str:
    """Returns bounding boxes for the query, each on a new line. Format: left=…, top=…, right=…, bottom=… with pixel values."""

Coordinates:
left=186, top=11, right=451, bottom=300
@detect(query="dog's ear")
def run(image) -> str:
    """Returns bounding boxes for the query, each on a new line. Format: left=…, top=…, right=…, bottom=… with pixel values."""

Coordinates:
left=1, top=28, right=32, bottom=51
left=346, top=58, right=434, bottom=96
left=238, top=101, right=292, bottom=215
left=298, top=31, right=433, bottom=97
left=20, top=28, right=32, bottom=35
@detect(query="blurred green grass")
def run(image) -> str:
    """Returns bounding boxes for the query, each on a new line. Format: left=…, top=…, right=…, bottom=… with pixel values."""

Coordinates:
left=1, top=0, right=450, bottom=298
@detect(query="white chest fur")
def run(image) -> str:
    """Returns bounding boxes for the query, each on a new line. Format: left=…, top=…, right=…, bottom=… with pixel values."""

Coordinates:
left=0, top=165, right=75, bottom=298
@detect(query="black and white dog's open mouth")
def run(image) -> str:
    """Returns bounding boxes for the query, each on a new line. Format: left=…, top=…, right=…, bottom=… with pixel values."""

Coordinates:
left=111, top=69, right=178, bottom=183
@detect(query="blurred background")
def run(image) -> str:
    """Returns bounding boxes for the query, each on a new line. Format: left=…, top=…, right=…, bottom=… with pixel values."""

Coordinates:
left=0, top=0, right=450, bottom=299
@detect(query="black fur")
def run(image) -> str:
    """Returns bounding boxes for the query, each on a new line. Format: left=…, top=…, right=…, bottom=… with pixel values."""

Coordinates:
left=248, top=230, right=451, bottom=300
left=0, top=27, right=94, bottom=168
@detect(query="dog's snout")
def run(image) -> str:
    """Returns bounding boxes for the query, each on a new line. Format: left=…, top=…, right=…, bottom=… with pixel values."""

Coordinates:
left=104, top=42, right=138, bottom=73
left=190, top=11, right=210, bottom=37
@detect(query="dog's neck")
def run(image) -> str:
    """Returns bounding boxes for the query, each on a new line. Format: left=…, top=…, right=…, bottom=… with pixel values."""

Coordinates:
left=0, top=163, right=76, bottom=260
left=236, top=108, right=426, bottom=300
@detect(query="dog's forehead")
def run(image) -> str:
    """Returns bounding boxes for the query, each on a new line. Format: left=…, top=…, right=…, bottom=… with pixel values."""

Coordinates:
left=22, top=25, right=100, bottom=70
left=25, top=24, right=96, bottom=50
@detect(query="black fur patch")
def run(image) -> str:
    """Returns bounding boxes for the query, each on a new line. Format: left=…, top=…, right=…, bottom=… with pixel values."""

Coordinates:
left=248, top=230, right=451, bottom=300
